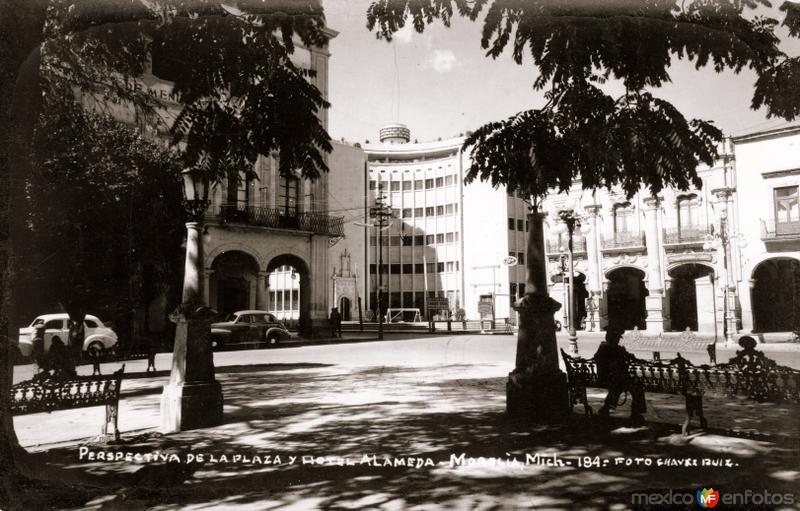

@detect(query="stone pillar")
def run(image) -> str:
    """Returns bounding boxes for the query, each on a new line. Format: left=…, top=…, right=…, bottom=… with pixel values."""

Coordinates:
left=256, top=270, right=268, bottom=310
left=642, top=197, right=667, bottom=332
left=161, top=221, right=223, bottom=434
left=599, top=279, right=610, bottom=330
left=308, top=236, right=332, bottom=338
left=506, top=210, right=570, bottom=421
left=583, top=205, right=602, bottom=331
left=202, top=269, right=213, bottom=307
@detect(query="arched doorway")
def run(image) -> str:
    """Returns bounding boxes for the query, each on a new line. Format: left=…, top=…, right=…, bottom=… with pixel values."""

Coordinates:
left=267, top=255, right=311, bottom=336
left=668, top=263, right=715, bottom=332
left=339, top=296, right=352, bottom=321
left=606, top=267, right=647, bottom=330
left=211, top=251, right=260, bottom=315
left=752, top=258, right=800, bottom=333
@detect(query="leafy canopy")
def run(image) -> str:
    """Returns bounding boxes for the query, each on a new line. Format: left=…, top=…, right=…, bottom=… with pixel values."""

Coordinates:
left=42, top=0, right=333, bottom=186
left=367, top=0, right=799, bottom=199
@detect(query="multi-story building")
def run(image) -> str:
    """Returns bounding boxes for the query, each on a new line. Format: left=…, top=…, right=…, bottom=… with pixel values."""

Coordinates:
left=541, top=127, right=799, bottom=338
left=354, top=124, right=529, bottom=321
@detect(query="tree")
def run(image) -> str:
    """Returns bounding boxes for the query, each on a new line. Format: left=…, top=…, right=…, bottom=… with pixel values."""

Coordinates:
left=366, top=0, right=800, bottom=416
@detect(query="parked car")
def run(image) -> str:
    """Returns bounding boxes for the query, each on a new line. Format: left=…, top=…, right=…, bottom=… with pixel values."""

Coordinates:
left=18, top=313, right=118, bottom=359
left=210, top=310, right=290, bottom=349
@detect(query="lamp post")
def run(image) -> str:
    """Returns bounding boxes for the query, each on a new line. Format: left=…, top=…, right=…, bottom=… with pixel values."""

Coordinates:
left=354, top=189, right=393, bottom=341
left=552, top=198, right=581, bottom=354
left=704, top=189, right=746, bottom=347
left=161, top=168, right=223, bottom=433
left=559, top=249, right=569, bottom=330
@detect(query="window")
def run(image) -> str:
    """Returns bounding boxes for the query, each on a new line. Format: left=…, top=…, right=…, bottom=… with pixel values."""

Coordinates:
left=455, top=261, right=459, bottom=271
left=436, top=205, right=444, bottom=216
left=435, top=177, right=444, bottom=187
left=390, top=292, right=401, bottom=308
left=518, top=252, right=525, bottom=264
left=414, top=207, right=424, bottom=217
left=369, top=180, right=376, bottom=190
left=390, top=264, right=401, bottom=274
left=391, top=208, right=400, bottom=218
left=455, top=204, right=458, bottom=213
left=525, top=220, right=529, bottom=231
left=369, top=264, right=376, bottom=274
left=414, top=235, right=424, bottom=246
left=403, top=292, right=414, bottom=307
left=402, top=263, right=413, bottom=274
left=775, top=186, right=800, bottom=224
left=425, top=178, right=434, bottom=189
left=402, top=235, right=412, bottom=246
left=278, top=175, right=299, bottom=216
left=84, top=319, right=99, bottom=328
left=402, top=181, right=412, bottom=191
left=426, top=262, right=436, bottom=273
left=446, top=261, right=454, bottom=272
left=425, top=207, right=435, bottom=216
left=519, top=283, right=526, bottom=295
left=389, top=236, right=400, bottom=246
left=414, top=179, right=423, bottom=190
left=446, top=232, right=454, bottom=243
left=508, top=218, right=515, bottom=230
left=613, top=202, right=634, bottom=235
left=415, top=292, right=425, bottom=308
left=517, top=219, right=524, bottom=231
left=414, top=263, right=424, bottom=273
left=445, top=175, right=453, bottom=186
left=426, top=234, right=435, bottom=245
left=436, top=233, right=445, bottom=243
left=402, top=208, right=412, bottom=218
left=291, top=291, right=299, bottom=309
left=510, top=283, right=517, bottom=297
left=389, top=181, right=400, bottom=191
left=677, top=194, right=700, bottom=233
left=437, top=262, right=445, bottom=272
left=445, top=204, right=454, bottom=215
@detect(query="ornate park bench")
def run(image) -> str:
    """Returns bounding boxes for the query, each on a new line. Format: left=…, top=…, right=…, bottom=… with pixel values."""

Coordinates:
left=620, top=328, right=717, bottom=364
left=9, top=365, right=125, bottom=440
left=561, top=345, right=800, bottom=435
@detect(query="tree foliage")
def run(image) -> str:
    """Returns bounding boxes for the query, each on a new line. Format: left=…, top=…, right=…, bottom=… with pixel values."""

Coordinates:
left=367, top=0, right=799, bottom=199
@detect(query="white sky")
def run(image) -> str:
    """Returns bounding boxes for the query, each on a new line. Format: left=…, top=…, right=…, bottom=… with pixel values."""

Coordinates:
left=325, top=0, right=800, bottom=144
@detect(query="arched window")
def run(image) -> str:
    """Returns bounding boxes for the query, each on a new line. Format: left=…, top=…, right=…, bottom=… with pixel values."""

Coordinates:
left=677, top=194, right=700, bottom=235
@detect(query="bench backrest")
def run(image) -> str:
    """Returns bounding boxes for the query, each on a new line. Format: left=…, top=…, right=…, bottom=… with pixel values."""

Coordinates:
left=9, top=366, right=125, bottom=415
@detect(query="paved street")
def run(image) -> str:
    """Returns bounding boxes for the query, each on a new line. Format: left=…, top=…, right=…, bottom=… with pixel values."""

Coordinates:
left=7, top=333, right=800, bottom=510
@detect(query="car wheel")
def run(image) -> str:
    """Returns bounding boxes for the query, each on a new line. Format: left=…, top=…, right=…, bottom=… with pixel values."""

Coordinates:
left=210, top=336, right=222, bottom=350
left=87, top=341, right=105, bottom=360
left=266, top=333, right=279, bottom=347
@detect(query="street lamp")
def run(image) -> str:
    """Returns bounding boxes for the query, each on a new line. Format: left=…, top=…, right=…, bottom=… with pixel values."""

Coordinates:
left=551, top=197, right=581, bottom=354
left=558, top=248, right=569, bottom=330
left=161, top=167, right=222, bottom=433
left=703, top=198, right=746, bottom=347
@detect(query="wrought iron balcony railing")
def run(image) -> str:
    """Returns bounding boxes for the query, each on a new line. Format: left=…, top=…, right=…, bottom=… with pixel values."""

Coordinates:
left=761, top=218, right=800, bottom=240
left=663, top=226, right=711, bottom=245
left=545, top=236, right=587, bottom=254
left=208, top=203, right=344, bottom=237
left=601, top=231, right=646, bottom=250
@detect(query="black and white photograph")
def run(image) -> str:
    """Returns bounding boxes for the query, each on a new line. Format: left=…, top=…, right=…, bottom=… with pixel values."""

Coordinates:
left=1, top=0, right=799, bottom=509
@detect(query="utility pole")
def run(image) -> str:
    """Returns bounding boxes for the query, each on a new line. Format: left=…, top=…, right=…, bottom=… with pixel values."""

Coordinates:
left=370, top=188, right=393, bottom=340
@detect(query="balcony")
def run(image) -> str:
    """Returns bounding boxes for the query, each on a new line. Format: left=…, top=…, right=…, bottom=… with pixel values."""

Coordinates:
left=663, top=226, right=711, bottom=248
left=601, top=231, right=646, bottom=251
left=208, top=203, right=344, bottom=237
left=545, top=236, right=587, bottom=255
left=761, top=218, right=800, bottom=244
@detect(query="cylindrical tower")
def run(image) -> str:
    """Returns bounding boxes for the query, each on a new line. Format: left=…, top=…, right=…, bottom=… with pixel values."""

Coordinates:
left=379, top=123, right=411, bottom=144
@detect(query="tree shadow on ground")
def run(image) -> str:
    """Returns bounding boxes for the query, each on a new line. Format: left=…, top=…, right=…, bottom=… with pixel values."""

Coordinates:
left=16, top=363, right=800, bottom=510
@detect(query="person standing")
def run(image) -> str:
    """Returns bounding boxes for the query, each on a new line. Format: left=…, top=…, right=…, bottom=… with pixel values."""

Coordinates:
left=329, top=307, right=342, bottom=339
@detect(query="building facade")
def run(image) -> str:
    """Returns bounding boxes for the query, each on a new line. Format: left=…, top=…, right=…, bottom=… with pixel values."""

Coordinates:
left=541, top=127, right=799, bottom=338
left=353, top=125, right=528, bottom=321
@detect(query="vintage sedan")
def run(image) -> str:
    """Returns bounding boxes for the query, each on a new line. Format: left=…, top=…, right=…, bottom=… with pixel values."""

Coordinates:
left=18, top=313, right=118, bottom=358
left=209, top=310, right=291, bottom=349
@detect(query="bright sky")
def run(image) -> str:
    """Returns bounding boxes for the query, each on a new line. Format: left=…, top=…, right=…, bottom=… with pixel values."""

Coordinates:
left=326, top=0, right=799, bottom=144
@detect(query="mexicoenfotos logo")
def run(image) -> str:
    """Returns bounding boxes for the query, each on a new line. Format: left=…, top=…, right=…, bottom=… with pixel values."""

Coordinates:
left=697, top=488, right=720, bottom=508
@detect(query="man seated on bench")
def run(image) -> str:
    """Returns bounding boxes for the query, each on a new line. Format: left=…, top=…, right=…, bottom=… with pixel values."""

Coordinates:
left=594, top=326, right=646, bottom=424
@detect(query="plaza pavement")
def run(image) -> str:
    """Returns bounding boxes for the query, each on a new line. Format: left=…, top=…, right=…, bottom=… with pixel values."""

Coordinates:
left=7, top=334, right=800, bottom=510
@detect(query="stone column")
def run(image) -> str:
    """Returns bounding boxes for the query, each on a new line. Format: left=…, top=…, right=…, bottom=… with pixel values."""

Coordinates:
left=161, top=221, right=223, bottom=434
left=256, top=270, right=268, bottom=311
left=642, top=197, right=667, bottom=332
left=712, top=187, right=738, bottom=344
left=506, top=210, right=570, bottom=421
left=583, top=205, right=602, bottom=331
left=308, top=236, right=332, bottom=338
left=202, top=269, right=213, bottom=307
